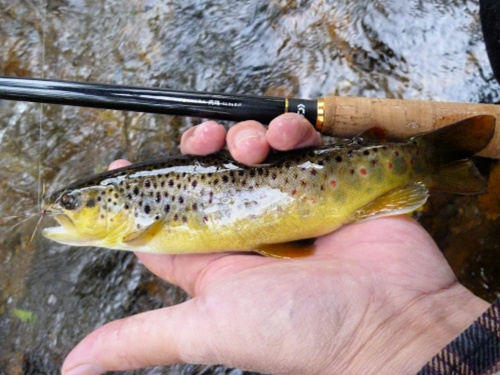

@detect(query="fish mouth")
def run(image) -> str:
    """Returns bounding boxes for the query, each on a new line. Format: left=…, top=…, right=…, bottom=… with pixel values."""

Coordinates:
left=41, top=213, right=77, bottom=242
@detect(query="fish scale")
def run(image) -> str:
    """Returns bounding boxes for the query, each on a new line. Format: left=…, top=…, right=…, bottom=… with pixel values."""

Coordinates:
left=41, top=116, right=495, bottom=257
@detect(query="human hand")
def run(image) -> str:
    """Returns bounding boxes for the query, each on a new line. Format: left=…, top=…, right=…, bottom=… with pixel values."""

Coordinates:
left=62, top=114, right=489, bottom=375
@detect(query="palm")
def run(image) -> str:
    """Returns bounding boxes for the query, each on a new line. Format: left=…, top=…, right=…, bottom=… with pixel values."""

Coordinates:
left=133, top=215, right=457, bottom=374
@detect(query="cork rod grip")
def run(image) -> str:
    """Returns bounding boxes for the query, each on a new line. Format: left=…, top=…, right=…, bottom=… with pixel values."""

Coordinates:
left=319, top=96, right=500, bottom=158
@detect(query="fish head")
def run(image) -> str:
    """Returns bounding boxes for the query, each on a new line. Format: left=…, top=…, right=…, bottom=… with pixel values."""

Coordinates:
left=41, top=184, right=131, bottom=246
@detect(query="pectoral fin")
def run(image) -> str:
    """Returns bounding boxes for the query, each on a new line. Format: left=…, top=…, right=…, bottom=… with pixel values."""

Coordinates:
left=349, top=182, right=429, bottom=223
left=255, top=238, right=316, bottom=259
left=122, top=219, right=164, bottom=246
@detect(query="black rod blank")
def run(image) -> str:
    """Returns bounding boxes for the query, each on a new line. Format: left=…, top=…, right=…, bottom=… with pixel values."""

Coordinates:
left=0, top=76, right=318, bottom=125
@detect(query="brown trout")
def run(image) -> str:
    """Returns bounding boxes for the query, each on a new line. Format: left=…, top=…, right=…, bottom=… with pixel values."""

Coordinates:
left=42, top=115, right=495, bottom=257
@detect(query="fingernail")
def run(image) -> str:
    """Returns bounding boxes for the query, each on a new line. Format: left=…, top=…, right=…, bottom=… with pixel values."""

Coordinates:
left=63, top=364, right=105, bottom=375
left=234, top=129, right=262, bottom=147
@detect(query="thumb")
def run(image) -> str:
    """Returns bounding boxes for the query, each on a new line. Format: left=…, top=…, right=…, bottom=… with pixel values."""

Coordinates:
left=61, top=299, right=214, bottom=375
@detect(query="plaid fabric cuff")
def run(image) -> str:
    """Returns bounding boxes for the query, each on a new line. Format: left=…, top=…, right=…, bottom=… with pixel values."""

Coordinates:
left=417, top=297, right=500, bottom=375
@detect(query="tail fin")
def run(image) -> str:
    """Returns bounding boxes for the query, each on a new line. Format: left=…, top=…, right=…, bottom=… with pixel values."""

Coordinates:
left=415, top=115, right=496, bottom=194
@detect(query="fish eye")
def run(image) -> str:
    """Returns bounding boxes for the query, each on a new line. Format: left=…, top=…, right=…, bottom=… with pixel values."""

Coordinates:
left=60, top=193, right=79, bottom=210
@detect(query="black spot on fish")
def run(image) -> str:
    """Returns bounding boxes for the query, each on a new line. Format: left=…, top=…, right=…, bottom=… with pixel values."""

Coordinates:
left=145, top=180, right=151, bottom=188
left=350, top=169, right=355, bottom=175
left=126, top=193, right=132, bottom=200
left=179, top=197, right=184, bottom=204
left=124, top=204, right=129, bottom=210
left=310, top=170, right=317, bottom=176
left=149, top=191, right=154, bottom=197
left=163, top=191, right=169, bottom=198
left=213, top=179, right=219, bottom=185
left=155, top=192, right=161, bottom=203
left=173, top=214, right=178, bottom=221
left=363, top=150, right=370, bottom=155
left=164, top=204, right=170, bottom=213
left=257, top=168, right=264, bottom=176
left=271, top=173, right=277, bottom=180
left=395, top=151, right=400, bottom=157
left=97, top=196, right=102, bottom=202
left=144, top=204, right=151, bottom=214
left=192, top=180, right=198, bottom=188
left=86, top=199, right=96, bottom=208
left=192, top=203, right=198, bottom=211
left=238, top=170, right=244, bottom=177
left=168, top=180, right=174, bottom=186
left=249, top=170, right=256, bottom=177
left=182, top=216, right=187, bottom=223
left=222, top=175, right=229, bottom=183
left=133, top=186, right=140, bottom=196
left=154, top=215, right=160, bottom=221
left=107, top=198, right=112, bottom=203
left=160, top=181, right=165, bottom=188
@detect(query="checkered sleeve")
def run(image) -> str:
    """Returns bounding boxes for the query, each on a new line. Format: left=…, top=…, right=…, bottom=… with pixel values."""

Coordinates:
left=417, top=298, right=500, bottom=375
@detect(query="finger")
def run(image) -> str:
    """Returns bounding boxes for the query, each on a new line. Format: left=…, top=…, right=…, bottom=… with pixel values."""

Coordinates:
left=61, top=300, right=215, bottom=375
left=108, top=159, right=131, bottom=170
left=226, top=120, right=270, bottom=164
left=180, top=120, right=227, bottom=155
left=135, top=251, right=269, bottom=296
left=135, top=252, right=228, bottom=296
left=266, top=113, right=322, bottom=151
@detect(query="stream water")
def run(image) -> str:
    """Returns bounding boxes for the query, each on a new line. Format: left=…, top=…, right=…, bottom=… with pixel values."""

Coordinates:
left=1, top=0, right=500, bottom=374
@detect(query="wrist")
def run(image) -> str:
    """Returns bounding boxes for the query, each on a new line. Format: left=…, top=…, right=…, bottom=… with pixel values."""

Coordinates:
left=334, top=283, right=489, bottom=375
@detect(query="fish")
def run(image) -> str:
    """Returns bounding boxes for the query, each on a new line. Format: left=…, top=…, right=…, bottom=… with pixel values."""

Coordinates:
left=41, top=115, right=495, bottom=258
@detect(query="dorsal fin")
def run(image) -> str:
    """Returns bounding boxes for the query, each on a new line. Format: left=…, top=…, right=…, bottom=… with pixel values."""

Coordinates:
left=353, top=127, right=387, bottom=144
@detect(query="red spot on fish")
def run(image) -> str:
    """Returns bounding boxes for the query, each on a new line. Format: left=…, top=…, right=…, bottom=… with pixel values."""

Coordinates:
left=310, top=170, right=317, bottom=176
left=330, top=180, right=337, bottom=187
left=388, top=162, right=393, bottom=169
left=360, top=168, right=367, bottom=175
left=310, top=198, right=316, bottom=204
left=291, top=189, right=297, bottom=196
left=409, top=159, right=414, bottom=166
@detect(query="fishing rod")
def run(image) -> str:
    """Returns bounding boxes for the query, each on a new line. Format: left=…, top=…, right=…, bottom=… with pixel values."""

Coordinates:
left=0, top=76, right=499, bottom=158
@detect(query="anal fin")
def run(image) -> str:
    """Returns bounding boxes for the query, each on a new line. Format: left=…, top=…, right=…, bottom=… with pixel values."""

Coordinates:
left=349, top=182, right=429, bottom=223
left=255, top=238, right=316, bottom=259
